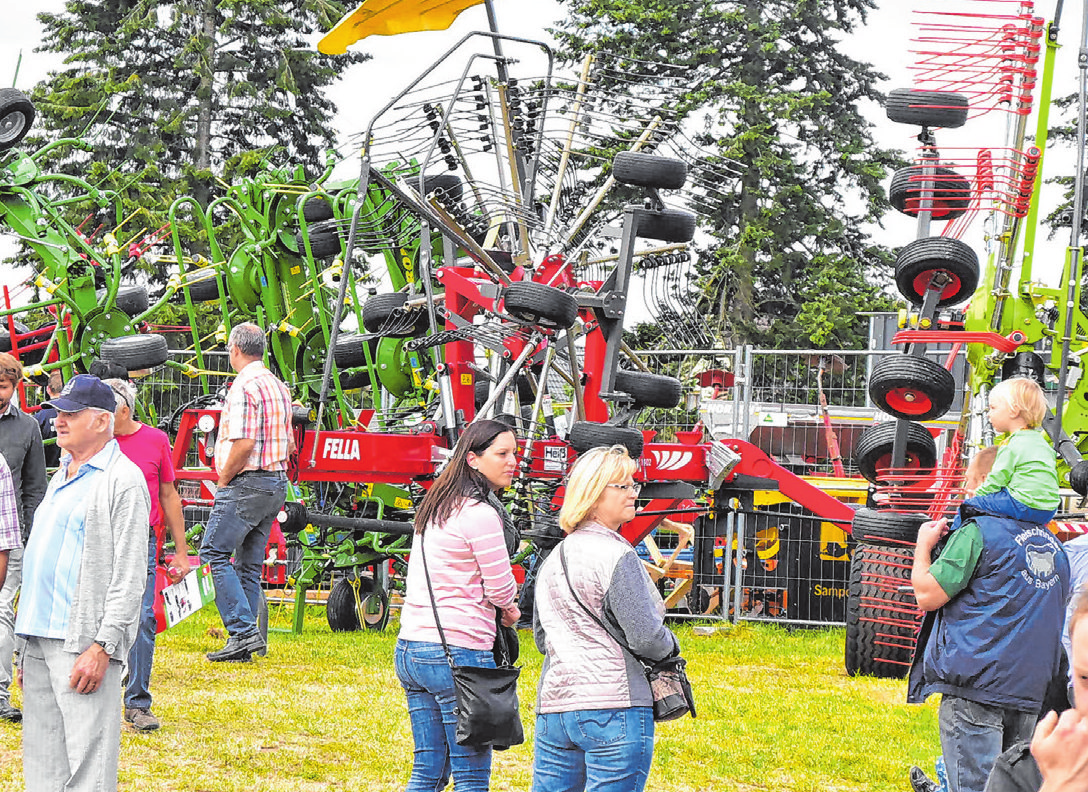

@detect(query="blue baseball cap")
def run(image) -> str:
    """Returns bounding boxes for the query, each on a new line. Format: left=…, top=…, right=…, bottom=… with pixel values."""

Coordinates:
left=43, top=374, right=116, bottom=413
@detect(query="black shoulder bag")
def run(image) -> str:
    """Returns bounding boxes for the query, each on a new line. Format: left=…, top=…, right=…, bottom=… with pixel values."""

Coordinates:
left=559, top=542, right=696, bottom=722
left=420, top=533, right=525, bottom=749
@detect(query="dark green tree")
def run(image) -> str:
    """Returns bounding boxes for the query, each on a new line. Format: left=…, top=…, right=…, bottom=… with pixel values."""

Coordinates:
left=26, top=0, right=363, bottom=279
left=553, top=0, right=899, bottom=348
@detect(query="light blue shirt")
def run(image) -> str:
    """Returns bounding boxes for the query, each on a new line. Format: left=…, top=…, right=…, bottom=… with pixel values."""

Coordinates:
left=15, top=441, right=120, bottom=639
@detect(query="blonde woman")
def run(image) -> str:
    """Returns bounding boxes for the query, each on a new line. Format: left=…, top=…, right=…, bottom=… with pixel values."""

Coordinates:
left=531, top=445, right=679, bottom=792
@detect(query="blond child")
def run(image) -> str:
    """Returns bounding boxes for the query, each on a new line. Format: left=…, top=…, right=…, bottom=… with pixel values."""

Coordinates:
left=968, top=377, right=1060, bottom=524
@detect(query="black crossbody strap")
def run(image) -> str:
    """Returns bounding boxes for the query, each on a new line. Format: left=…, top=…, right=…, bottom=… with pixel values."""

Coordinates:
left=559, top=542, right=652, bottom=670
left=418, top=531, right=455, bottom=666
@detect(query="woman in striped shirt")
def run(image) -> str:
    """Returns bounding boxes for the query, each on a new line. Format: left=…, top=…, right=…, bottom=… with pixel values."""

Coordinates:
left=395, top=419, right=521, bottom=792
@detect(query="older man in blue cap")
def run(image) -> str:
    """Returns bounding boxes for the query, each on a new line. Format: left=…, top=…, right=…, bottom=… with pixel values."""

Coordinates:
left=14, top=374, right=149, bottom=792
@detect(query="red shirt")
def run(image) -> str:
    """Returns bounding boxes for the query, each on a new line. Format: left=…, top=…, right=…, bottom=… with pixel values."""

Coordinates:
left=115, top=423, right=176, bottom=542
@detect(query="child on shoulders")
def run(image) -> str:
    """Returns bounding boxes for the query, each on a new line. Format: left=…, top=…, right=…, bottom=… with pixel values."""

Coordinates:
left=953, top=376, right=1060, bottom=529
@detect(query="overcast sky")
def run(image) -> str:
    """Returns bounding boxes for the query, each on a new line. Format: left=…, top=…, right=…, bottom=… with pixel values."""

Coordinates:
left=1, top=1, right=1083, bottom=289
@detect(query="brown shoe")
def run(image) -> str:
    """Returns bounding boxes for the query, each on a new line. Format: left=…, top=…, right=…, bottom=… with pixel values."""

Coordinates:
left=125, top=707, right=161, bottom=732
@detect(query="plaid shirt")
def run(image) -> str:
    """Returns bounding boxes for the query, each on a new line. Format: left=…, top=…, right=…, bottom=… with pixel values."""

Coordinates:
left=0, top=461, right=20, bottom=551
left=215, top=360, right=292, bottom=472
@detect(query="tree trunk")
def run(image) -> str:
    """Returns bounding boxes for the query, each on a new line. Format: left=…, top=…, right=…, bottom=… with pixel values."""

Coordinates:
left=193, top=0, right=216, bottom=209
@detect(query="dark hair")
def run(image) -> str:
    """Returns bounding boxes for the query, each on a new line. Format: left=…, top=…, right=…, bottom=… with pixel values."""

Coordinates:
left=414, top=419, right=516, bottom=534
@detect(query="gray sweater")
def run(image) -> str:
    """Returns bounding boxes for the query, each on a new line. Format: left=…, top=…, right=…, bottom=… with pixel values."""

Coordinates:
left=533, top=522, right=678, bottom=713
left=15, top=441, right=149, bottom=663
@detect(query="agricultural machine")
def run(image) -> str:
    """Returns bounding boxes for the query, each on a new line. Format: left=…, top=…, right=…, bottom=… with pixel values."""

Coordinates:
left=845, top=0, right=1088, bottom=678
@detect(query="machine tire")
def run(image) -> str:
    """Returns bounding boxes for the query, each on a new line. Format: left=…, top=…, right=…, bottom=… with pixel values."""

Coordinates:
left=894, top=237, right=979, bottom=307
left=868, top=356, right=956, bottom=422
left=853, top=420, right=937, bottom=484
left=568, top=421, right=644, bottom=458
left=614, top=370, right=683, bottom=409
left=182, top=271, right=221, bottom=302
left=297, top=219, right=343, bottom=259
left=845, top=543, right=921, bottom=679
left=333, top=333, right=379, bottom=369
left=612, top=152, right=688, bottom=190
left=851, top=508, right=927, bottom=547
left=885, top=88, right=970, bottom=128
left=888, top=166, right=972, bottom=221
left=96, top=285, right=150, bottom=317
left=1071, top=460, right=1088, bottom=497
left=303, top=196, right=335, bottom=223
left=362, top=292, right=429, bottom=338
left=635, top=208, right=696, bottom=243
left=502, top=282, right=579, bottom=330
left=326, top=576, right=390, bottom=632
left=0, top=320, right=30, bottom=355
left=0, top=88, right=35, bottom=151
left=99, top=334, right=168, bottom=371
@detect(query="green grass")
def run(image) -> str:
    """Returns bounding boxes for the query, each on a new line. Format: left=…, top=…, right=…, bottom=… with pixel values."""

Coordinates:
left=0, top=607, right=940, bottom=791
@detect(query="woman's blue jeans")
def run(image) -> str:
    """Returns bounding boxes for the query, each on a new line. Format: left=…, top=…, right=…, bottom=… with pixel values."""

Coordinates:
left=532, top=706, right=655, bottom=792
left=394, top=639, right=495, bottom=792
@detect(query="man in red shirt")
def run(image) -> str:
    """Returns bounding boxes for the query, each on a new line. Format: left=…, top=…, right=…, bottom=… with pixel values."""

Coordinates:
left=104, top=379, right=190, bottom=732
left=201, top=323, right=292, bottom=663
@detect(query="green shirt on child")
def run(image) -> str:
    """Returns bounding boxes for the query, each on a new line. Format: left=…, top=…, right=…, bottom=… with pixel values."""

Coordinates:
left=974, top=428, right=1060, bottom=510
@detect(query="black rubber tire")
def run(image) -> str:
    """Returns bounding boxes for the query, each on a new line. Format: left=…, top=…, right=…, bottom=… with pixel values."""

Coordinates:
left=474, top=375, right=534, bottom=410
left=612, top=152, right=688, bottom=190
left=99, top=334, right=169, bottom=371
left=0, top=320, right=30, bottom=355
left=568, top=421, right=644, bottom=458
left=868, top=356, right=956, bottom=422
left=889, top=166, right=972, bottom=221
left=423, top=174, right=464, bottom=203
left=851, top=508, right=928, bottom=547
left=885, top=88, right=969, bottom=129
left=333, top=333, right=379, bottom=369
left=303, top=196, right=335, bottom=223
left=297, top=219, right=343, bottom=259
left=362, top=293, right=429, bottom=338
left=614, top=370, right=683, bottom=409
left=503, top=282, right=579, bottom=330
left=0, top=88, right=35, bottom=151
left=326, top=576, right=390, bottom=632
left=853, top=420, right=937, bottom=484
left=1072, top=460, right=1088, bottom=497
left=96, top=285, right=150, bottom=317
left=635, top=209, right=696, bottom=243
left=182, top=271, right=221, bottom=302
left=845, top=543, right=921, bottom=679
left=894, top=237, right=979, bottom=307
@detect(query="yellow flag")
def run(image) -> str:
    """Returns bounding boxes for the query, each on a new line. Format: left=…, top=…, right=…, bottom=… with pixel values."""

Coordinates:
left=319, top=0, right=488, bottom=54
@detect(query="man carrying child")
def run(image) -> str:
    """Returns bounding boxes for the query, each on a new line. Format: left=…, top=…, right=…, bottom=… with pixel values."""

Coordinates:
left=909, top=377, right=1071, bottom=792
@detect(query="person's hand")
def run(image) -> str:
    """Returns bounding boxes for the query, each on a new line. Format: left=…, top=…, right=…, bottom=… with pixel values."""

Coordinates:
left=500, top=605, right=520, bottom=627
left=166, top=553, right=192, bottom=584
left=69, top=643, right=110, bottom=695
left=916, top=518, right=949, bottom=551
left=1033, top=709, right=1088, bottom=792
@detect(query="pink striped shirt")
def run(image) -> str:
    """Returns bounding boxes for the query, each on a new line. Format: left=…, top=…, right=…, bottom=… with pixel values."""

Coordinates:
left=399, top=499, right=517, bottom=650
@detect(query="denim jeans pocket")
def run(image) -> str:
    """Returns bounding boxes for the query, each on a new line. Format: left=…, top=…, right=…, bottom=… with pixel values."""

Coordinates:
left=574, top=709, right=628, bottom=746
left=954, top=698, right=1003, bottom=731
left=233, top=479, right=285, bottom=525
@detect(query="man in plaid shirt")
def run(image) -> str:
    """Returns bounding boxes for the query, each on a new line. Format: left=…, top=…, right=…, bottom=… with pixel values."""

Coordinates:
left=201, top=323, right=293, bottom=663
left=0, top=462, right=19, bottom=589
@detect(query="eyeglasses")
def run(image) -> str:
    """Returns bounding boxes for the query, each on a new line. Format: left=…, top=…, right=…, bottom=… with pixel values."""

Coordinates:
left=607, top=483, right=642, bottom=495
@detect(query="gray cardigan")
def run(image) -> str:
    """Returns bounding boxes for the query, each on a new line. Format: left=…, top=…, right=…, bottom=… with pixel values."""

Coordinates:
left=15, top=441, right=150, bottom=663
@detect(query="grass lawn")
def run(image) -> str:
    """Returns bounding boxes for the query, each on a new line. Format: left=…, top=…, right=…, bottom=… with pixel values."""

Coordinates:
left=0, top=606, right=940, bottom=791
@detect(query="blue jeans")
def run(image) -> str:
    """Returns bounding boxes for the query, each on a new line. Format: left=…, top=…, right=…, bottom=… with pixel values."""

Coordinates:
left=394, top=639, right=495, bottom=792
left=950, top=490, right=1055, bottom=531
left=532, top=707, right=655, bottom=792
left=938, top=695, right=1036, bottom=792
left=124, top=535, right=157, bottom=710
left=200, top=474, right=286, bottom=638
